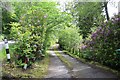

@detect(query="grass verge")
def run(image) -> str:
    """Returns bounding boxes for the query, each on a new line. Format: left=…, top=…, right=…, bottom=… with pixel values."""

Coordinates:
left=54, top=50, right=73, bottom=70
left=1, top=44, right=50, bottom=78
left=2, top=54, right=49, bottom=78
left=0, top=48, right=6, bottom=61
left=0, top=35, right=4, bottom=42
left=0, top=44, right=15, bottom=61
left=63, top=50, right=120, bottom=77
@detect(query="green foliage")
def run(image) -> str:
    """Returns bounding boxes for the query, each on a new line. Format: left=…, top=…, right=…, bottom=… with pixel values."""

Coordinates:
left=58, top=26, right=82, bottom=54
left=10, top=8, right=47, bottom=67
left=0, top=47, right=6, bottom=61
left=68, top=2, right=104, bottom=39
left=65, top=1, right=120, bottom=71
left=0, top=35, right=4, bottom=41
left=81, top=13, right=120, bottom=71
left=4, top=1, right=119, bottom=72
left=12, top=2, right=32, bottom=20
left=10, top=2, right=73, bottom=68
left=0, top=44, right=14, bottom=61
left=2, top=3, right=17, bottom=38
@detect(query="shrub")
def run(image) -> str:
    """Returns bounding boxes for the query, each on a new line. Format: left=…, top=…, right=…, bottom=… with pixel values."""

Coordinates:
left=81, top=13, right=120, bottom=70
left=58, top=26, right=82, bottom=54
left=10, top=10, right=47, bottom=68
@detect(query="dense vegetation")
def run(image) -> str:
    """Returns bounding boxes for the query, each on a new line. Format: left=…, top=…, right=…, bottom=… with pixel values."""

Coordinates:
left=1, top=2, right=74, bottom=68
left=82, top=13, right=120, bottom=70
left=60, top=1, right=120, bottom=71
left=1, top=1, right=120, bottom=71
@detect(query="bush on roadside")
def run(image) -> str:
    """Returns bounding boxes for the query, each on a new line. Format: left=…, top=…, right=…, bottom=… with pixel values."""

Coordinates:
left=58, top=26, right=82, bottom=55
left=10, top=10, right=47, bottom=68
left=81, top=13, right=120, bottom=70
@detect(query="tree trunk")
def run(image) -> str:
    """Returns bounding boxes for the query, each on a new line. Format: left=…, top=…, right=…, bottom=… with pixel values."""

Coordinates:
left=104, top=2, right=110, bottom=21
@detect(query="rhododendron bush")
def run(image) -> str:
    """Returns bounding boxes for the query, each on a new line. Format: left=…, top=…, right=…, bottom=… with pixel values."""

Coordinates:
left=81, top=13, right=120, bottom=70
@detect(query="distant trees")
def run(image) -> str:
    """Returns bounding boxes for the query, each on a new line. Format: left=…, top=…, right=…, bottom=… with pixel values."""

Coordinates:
left=66, top=1, right=104, bottom=39
left=1, top=2, right=17, bottom=37
left=58, top=26, right=82, bottom=54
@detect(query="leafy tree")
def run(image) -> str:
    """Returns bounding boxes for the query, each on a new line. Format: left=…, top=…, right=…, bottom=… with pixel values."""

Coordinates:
left=66, top=2, right=104, bottom=39
left=10, top=2, right=74, bottom=68
left=12, top=2, right=32, bottom=21
left=1, top=2, right=17, bottom=37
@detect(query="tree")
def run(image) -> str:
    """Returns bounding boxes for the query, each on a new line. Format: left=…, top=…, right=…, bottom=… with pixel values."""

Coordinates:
left=66, top=2, right=104, bottom=39
left=1, top=2, right=17, bottom=37
left=103, top=1, right=110, bottom=20
left=10, top=2, right=74, bottom=68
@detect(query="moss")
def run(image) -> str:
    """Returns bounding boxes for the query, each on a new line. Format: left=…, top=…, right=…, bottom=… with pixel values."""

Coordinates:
left=63, top=50, right=87, bottom=63
left=55, top=51, right=73, bottom=70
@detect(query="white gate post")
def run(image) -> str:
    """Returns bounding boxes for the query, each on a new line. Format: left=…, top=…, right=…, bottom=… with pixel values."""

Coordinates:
left=4, top=38, right=10, bottom=62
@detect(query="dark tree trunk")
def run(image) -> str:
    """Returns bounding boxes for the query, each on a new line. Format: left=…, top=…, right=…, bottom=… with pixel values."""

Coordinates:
left=104, top=2, right=110, bottom=21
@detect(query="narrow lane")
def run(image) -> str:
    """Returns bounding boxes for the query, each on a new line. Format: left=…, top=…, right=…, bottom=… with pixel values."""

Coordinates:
left=57, top=50, right=119, bottom=78
left=46, top=49, right=119, bottom=78
left=45, top=44, right=119, bottom=79
left=45, top=51, right=71, bottom=78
